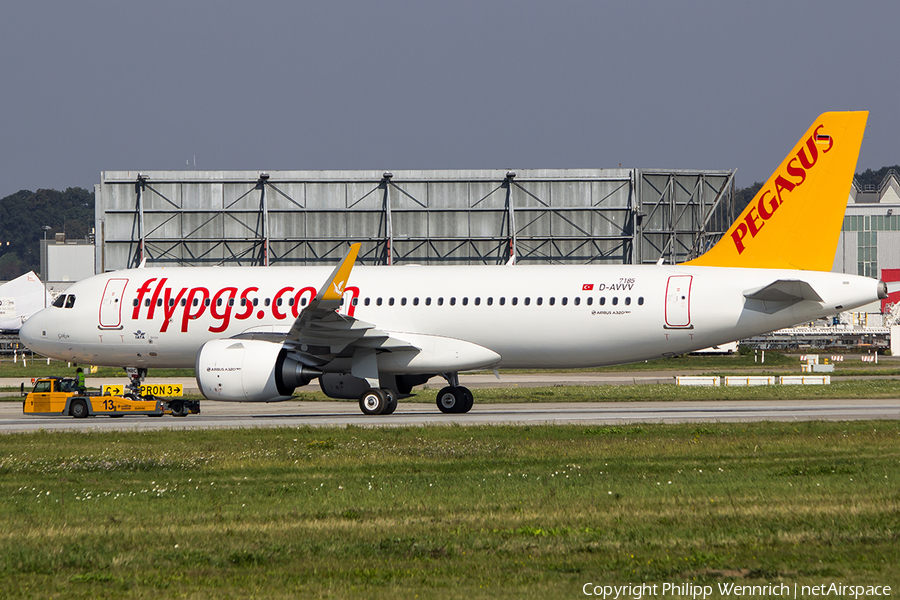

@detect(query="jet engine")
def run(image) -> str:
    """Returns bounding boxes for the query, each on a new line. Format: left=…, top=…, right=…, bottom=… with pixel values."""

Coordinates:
left=195, top=339, right=320, bottom=401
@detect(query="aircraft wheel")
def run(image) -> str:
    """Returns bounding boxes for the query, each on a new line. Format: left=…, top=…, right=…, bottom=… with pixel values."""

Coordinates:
left=70, top=399, right=88, bottom=419
left=458, top=387, right=474, bottom=413
left=359, top=388, right=387, bottom=415
left=382, top=390, right=398, bottom=415
left=436, top=386, right=462, bottom=414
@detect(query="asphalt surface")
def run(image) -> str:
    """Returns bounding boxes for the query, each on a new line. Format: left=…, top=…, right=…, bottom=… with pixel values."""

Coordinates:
left=2, top=372, right=898, bottom=433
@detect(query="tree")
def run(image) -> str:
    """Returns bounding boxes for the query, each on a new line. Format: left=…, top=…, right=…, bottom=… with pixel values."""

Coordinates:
left=0, top=187, right=94, bottom=278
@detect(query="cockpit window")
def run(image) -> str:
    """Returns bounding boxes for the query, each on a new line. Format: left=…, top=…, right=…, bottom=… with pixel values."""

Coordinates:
left=64, top=295, right=76, bottom=309
left=52, top=295, right=66, bottom=308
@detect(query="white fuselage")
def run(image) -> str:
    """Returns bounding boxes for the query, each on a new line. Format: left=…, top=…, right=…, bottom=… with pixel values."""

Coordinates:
left=19, top=264, right=881, bottom=371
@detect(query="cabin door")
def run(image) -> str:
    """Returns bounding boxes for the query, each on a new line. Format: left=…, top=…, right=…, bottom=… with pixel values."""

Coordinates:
left=664, top=275, right=693, bottom=329
left=99, top=278, right=129, bottom=329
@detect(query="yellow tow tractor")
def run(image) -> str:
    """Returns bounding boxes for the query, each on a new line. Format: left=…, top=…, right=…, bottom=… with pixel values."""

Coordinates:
left=23, top=377, right=166, bottom=418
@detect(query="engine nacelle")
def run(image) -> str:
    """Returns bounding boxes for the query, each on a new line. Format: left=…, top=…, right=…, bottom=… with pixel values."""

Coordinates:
left=195, top=339, right=320, bottom=402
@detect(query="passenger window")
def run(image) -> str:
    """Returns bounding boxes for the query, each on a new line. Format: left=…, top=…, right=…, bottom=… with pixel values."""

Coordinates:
left=192, top=298, right=199, bottom=307
left=413, top=298, right=419, bottom=306
left=548, top=297, right=555, bottom=306
left=524, top=298, right=530, bottom=306
left=437, top=298, right=444, bottom=306
left=169, top=299, right=175, bottom=307
left=475, top=297, right=481, bottom=306
left=276, top=298, right=282, bottom=306
left=499, top=297, right=506, bottom=306
left=562, top=297, right=568, bottom=306
left=352, top=298, right=359, bottom=306
left=65, top=295, right=75, bottom=309
left=587, top=297, right=593, bottom=306
left=132, top=298, right=139, bottom=307
left=625, top=297, right=631, bottom=306
left=204, top=298, right=211, bottom=307
left=450, top=298, right=456, bottom=306
left=401, top=298, right=407, bottom=306
left=365, top=298, right=371, bottom=306
left=377, top=298, right=383, bottom=306
left=486, top=297, right=492, bottom=306
left=389, top=298, right=395, bottom=306
left=599, top=297, right=606, bottom=306
left=288, top=298, right=294, bottom=306
left=612, top=297, right=618, bottom=306
left=145, top=298, right=151, bottom=307
left=252, top=298, right=258, bottom=307
left=537, top=297, right=543, bottom=306
left=573, top=297, right=580, bottom=306
left=638, top=297, right=644, bottom=305
left=301, top=298, right=308, bottom=307
left=511, top=297, right=517, bottom=306
left=264, top=298, right=271, bottom=307
left=425, top=297, right=432, bottom=306
left=240, top=298, right=246, bottom=307
left=462, top=298, right=468, bottom=306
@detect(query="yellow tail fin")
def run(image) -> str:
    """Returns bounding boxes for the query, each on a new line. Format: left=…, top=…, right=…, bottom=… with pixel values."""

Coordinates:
left=684, top=111, right=868, bottom=271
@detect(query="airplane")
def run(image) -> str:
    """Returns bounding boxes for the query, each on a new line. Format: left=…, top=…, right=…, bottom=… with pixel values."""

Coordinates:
left=19, top=111, right=886, bottom=416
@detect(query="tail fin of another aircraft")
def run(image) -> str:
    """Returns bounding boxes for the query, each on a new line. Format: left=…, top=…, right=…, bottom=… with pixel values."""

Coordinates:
left=684, top=111, right=868, bottom=271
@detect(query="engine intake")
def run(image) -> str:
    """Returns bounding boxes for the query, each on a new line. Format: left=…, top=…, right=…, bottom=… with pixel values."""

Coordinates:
left=195, top=339, right=320, bottom=401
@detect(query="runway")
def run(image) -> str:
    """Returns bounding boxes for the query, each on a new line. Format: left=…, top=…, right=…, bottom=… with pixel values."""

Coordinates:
left=1, top=398, right=898, bottom=433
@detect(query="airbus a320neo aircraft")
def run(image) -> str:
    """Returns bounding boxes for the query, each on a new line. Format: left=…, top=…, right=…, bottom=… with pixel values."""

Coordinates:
left=20, top=111, right=885, bottom=415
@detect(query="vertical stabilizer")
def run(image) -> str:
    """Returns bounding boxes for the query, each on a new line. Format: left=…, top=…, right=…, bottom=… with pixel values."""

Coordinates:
left=685, top=111, right=868, bottom=271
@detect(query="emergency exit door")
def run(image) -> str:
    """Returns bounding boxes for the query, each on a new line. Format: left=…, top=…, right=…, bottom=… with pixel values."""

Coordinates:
left=664, top=275, right=693, bottom=329
left=99, top=278, right=128, bottom=329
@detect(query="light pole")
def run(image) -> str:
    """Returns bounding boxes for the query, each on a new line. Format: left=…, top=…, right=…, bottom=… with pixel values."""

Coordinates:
left=41, top=226, right=51, bottom=306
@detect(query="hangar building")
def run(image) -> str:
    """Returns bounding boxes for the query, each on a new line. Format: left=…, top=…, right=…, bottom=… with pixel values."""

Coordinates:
left=93, top=169, right=736, bottom=272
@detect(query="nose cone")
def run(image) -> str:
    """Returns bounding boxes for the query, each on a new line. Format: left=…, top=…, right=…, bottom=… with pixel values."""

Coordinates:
left=19, top=309, right=46, bottom=350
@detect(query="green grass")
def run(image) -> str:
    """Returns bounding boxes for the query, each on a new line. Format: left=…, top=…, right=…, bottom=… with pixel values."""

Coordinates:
left=348, top=379, right=900, bottom=403
left=1, top=422, right=898, bottom=598
left=2, top=351, right=897, bottom=381
left=3, top=375, right=899, bottom=405
left=0, top=358, right=194, bottom=379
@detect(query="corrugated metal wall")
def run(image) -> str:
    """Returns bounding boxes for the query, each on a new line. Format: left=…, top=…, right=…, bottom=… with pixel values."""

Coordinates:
left=95, top=169, right=735, bottom=272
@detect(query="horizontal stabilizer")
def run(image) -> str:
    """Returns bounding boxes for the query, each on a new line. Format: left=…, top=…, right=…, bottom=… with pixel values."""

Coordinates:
left=744, top=280, right=823, bottom=304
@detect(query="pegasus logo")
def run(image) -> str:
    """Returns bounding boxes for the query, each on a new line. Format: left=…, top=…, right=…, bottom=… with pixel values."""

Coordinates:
left=333, top=280, right=345, bottom=296
left=731, top=124, right=834, bottom=254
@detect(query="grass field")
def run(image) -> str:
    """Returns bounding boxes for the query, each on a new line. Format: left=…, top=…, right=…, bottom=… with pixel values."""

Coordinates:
left=0, top=351, right=897, bottom=381
left=5, top=378, right=898, bottom=405
left=288, top=378, right=900, bottom=404
left=1, top=422, right=898, bottom=598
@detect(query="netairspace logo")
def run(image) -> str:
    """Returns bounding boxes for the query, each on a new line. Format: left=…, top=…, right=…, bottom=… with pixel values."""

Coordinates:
left=582, top=582, right=892, bottom=599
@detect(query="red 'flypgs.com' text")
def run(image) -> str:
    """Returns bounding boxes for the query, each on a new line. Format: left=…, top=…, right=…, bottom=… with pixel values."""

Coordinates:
left=131, top=278, right=360, bottom=334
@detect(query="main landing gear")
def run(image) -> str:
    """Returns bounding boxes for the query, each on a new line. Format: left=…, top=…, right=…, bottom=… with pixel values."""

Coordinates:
left=358, top=388, right=398, bottom=416
left=434, top=371, right=472, bottom=413
left=356, top=372, right=474, bottom=416
left=436, top=386, right=473, bottom=414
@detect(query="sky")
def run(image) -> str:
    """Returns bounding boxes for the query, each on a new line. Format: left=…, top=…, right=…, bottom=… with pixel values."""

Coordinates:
left=1, top=0, right=897, bottom=198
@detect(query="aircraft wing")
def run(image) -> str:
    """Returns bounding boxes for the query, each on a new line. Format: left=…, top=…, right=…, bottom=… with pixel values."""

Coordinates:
left=234, top=244, right=420, bottom=368
left=743, top=279, right=823, bottom=304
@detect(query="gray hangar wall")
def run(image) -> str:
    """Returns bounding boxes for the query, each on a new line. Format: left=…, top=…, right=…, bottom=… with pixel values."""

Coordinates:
left=94, top=169, right=735, bottom=272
